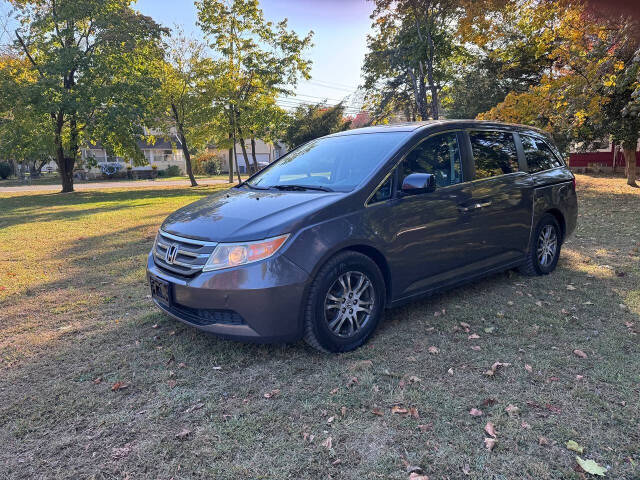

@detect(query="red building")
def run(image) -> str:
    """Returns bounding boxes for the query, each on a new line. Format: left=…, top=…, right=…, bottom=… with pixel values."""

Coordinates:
left=569, top=143, right=640, bottom=171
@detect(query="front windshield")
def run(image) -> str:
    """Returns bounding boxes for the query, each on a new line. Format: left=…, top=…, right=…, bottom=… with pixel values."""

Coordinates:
left=247, top=132, right=406, bottom=192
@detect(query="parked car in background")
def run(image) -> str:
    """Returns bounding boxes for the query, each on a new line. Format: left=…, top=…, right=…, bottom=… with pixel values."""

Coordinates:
left=147, top=120, right=578, bottom=352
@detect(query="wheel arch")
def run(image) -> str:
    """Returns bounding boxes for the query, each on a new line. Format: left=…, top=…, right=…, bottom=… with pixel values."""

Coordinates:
left=545, top=208, right=566, bottom=242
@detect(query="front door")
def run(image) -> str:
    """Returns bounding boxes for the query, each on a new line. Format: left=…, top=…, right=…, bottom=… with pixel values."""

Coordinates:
left=366, top=131, right=479, bottom=299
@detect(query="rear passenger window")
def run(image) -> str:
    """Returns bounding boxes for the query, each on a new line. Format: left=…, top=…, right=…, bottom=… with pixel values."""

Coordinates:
left=521, top=135, right=563, bottom=173
left=469, top=131, right=519, bottom=179
left=399, top=132, right=463, bottom=188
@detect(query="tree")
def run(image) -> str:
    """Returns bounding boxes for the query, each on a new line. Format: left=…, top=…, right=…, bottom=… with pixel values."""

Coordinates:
left=153, top=32, right=219, bottom=187
left=0, top=54, right=54, bottom=176
left=281, top=103, right=351, bottom=149
left=478, top=1, right=640, bottom=186
left=8, top=0, right=166, bottom=192
left=196, top=0, right=312, bottom=179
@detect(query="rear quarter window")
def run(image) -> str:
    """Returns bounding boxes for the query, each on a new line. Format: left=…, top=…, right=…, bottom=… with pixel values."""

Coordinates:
left=469, top=130, right=519, bottom=179
left=521, top=134, right=563, bottom=173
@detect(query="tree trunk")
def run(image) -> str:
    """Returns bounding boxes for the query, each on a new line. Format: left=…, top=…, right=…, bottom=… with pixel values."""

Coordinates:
left=53, top=110, right=75, bottom=193
left=612, top=144, right=619, bottom=174
left=230, top=109, right=242, bottom=183
left=425, top=29, right=439, bottom=120
left=623, top=147, right=637, bottom=187
left=238, top=136, right=251, bottom=175
left=250, top=137, right=259, bottom=171
left=228, top=132, right=234, bottom=183
left=171, top=103, right=198, bottom=187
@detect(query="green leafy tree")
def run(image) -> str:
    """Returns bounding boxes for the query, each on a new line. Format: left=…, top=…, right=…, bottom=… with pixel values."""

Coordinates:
left=282, top=103, right=351, bottom=149
left=152, top=31, right=220, bottom=187
left=196, top=0, right=312, bottom=180
left=8, top=0, right=166, bottom=192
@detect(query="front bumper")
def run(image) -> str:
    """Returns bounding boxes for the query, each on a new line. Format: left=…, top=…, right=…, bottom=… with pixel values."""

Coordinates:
left=146, top=252, right=310, bottom=343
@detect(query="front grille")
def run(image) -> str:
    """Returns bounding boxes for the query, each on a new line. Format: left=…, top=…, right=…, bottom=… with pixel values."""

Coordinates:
left=153, top=230, right=217, bottom=277
left=165, top=303, right=245, bottom=326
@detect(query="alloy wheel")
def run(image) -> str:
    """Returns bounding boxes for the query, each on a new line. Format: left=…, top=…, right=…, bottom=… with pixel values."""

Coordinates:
left=324, top=271, right=375, bottom=338
left=537, top=224, right=558, bottom=268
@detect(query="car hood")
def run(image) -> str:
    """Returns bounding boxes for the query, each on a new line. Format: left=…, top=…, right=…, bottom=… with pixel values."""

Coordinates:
left=161, top=187, right=343, bottom=242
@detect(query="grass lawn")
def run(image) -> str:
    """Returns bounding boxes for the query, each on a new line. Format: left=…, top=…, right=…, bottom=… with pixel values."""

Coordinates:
left=0, top=173, right=230, bottom=188
left=0, top=175, right=639, bottom=479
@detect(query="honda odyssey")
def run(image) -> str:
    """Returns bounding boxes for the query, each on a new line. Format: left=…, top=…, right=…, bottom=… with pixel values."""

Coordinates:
left=147, top=120, right=578, bottom=352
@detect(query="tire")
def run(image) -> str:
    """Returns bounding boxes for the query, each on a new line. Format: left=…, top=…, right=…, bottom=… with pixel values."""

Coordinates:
left=519, top=213, right=562, bottom=276
left=303, top=251, right=386, bottom=353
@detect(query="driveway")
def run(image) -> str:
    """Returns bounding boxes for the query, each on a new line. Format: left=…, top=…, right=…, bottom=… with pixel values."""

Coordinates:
left=0, top=178, right=230, bottom=193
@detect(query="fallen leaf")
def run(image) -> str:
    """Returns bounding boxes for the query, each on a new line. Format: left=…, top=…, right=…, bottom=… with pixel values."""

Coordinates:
left=409, top=473, right=429, bottom=480
left=263, top=389, right=280, bottom=398
left=505, top=404, right=520, bottom=416
left=566, top=284, right=577, bottom=290
left=321, top=437, right=332, bottom=449
left=484, top=438, right=496, bottom=451
left=111, top=381, right=128, bottom=392
left=167, top=379, right=177, bottom=388
left=566, top=440, right=584, bottom=453
left=371, top=407, right=384, bottom=416
left=469, top=408, right=483, bottom=417
left=408, top=375, right=422, bottom=383
left=347, top=377, right=359, bottom=387
left=576, top=375, right=584, bottom=380
left=576, top=456, right=606, bottom=476
left=471, top=345, right=481, bottom=351
left=521, top=421, right=531, bottom=429
left=428, top=346, right=439, bottom=355
left=460, top=321, right=471, bottom=330
left=178, top=362, right=186, bottom=369
left=417, top=423, right=433, bottom=432
left=184, top=403, right=205, bottom=413
left=332, top=458, right=342, bottom=466
left=175, top=428, right=191, bottom=440
left=539, top=436, right=549, bottom=446
left=391, top=405, right=409, bottom=415
left=447, top=368, right=454, bottom=375
left=525, top=364, right=533, bottom=373
left=573, top=349, right=588, bottom=359
left=350, top=359, right=373, bottom=370
left=484, top=362, right=511, bottom=376
left=468, top=333, right=480, bottom=340
left=484, top=327, right=495, bottom=333
left=93, top=377, right=102, bottom=384
left=409, top=407, right=419, bottom=418
left=484, top=422, right=497, bottom=438
left=482, top=398, right=497, bottom=407
left=330, top=387, right=339, bottom=394
left=341, top=406, right=347, bottom=416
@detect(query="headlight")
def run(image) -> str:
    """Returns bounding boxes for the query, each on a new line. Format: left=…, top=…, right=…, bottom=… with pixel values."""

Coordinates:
left=202, top=234, right=289, bottom=272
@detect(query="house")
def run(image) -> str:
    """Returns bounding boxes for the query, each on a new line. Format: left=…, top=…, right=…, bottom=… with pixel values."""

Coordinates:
left=209, top=139, right=286, bottom=174
left=569, top=139, right=640, bottom=172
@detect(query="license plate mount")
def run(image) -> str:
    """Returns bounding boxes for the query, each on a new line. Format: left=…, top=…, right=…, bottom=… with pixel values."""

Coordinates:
left=150, top=276, right=171, bottom=305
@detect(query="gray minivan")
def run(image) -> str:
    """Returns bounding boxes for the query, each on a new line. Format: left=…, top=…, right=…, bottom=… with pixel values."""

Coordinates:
left=147, top=120, right=578, bottom=352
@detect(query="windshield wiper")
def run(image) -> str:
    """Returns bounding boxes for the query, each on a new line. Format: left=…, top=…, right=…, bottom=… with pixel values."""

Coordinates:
left=271, top=184, right=334, bottom=192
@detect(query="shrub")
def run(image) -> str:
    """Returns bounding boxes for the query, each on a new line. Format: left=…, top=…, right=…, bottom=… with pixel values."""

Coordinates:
left=193, top=152, right=225, bottom=176
left=164, top=165, right=182, bottom=177
left=0, top=161, right=11, bottom=179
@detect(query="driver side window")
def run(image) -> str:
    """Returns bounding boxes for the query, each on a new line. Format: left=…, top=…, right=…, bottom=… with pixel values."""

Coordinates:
left=398, top=132, right=463, bottom=188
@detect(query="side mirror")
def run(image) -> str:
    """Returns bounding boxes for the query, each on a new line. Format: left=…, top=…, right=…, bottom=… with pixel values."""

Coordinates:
left=401, top=173, right=436, bottom=195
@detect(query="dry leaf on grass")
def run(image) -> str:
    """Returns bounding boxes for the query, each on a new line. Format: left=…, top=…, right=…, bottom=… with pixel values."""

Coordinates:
left=484, top=438, right=496, bottom=451
left=468, top=333, right=480, bottom=340
left=111, top=381, right=128, bottom=392
left=505, top=404, right=520, bottom=416
left=576, top=456, right=606, bottom=476
left=409, top=407, right=419, bottom=418
left=391, top=405, right=409, bottom=415
left=469, top=408, right=483, bottom=417
left=471, top=346, right=481, bottom=351
left=175, top=428, right=191, bottom=440
left=326, top=416, right=335, bottom=424
left=566, top=440, right=584, bottom=453
left=263, top=389, right=280, bottom=399
left=409, top=473, right=429, bottom=480
left=428, top=346, right=440, bottom=354
left=566, top=284, right=577, bottom=290
left=484, top=422, right=497, bottom=438
left=321, top=437, right=332, bottom=449
left=525, top=364, right=533, bottom=373
left=573, top=349, right=588, bottom=359
left=538, top=436, right=549, bottom=446
left=371, top=407, right=384, bottom=416
left=184, top=403, right=205, bottom=413
left=417, top=423, right=433, bottom=432
left=341, top=406, right=347, bottom=417
left=347, top=377, right=359, bottom=387
left=93, top=377, right=102, bottom=384
left=484, top=362, right=511, bottom=376
left=521, top=421, right=531, bottom=429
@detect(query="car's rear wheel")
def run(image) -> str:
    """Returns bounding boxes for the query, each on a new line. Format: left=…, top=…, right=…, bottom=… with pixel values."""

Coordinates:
left=519, top=213, right=562, bottom=276
left=303, top=251, right=385, bottom=353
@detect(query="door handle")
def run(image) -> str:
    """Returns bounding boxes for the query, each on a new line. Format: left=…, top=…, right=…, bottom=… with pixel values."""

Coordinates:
left=458, top=200, right=492, bottom=212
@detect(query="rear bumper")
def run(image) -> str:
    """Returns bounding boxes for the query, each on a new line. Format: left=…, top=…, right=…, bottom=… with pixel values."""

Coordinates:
left=146, top=252, right=310, bottom=343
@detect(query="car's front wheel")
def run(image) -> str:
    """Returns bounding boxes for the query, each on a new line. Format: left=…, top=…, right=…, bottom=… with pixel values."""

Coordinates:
left=520, top=213, right=562, bottom=276
left=303, top=251, right=385, bottom=353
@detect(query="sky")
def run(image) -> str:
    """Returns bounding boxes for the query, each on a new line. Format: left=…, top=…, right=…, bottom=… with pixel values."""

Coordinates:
left=135, top=0, right=374, bottom=114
